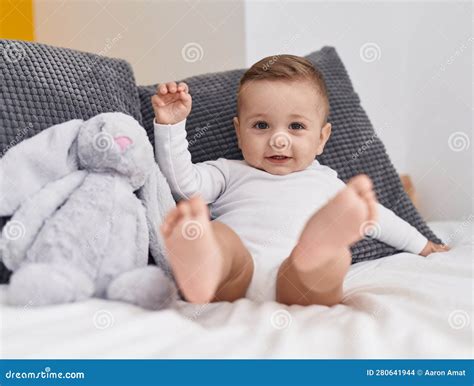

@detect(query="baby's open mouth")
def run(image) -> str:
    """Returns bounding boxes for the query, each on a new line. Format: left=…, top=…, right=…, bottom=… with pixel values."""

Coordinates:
left=266, top=155, right=291, bottom=163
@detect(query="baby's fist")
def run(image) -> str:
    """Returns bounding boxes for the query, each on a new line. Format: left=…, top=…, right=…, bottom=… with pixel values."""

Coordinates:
left=152, top=81, right=192, bottom=125
left=419, top=240, right=450, bottom=257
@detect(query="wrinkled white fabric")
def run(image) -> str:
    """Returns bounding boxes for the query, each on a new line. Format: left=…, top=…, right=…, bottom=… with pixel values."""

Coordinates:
left=1, top=221, right=469, bottom=359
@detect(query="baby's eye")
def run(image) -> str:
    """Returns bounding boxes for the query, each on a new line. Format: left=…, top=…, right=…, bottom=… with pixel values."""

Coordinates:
left=253, top=121, right=269, bottom=129
left=289, top=122, right=305, bottom=130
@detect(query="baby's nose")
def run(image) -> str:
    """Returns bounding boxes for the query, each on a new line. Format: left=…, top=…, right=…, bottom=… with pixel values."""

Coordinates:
left=269, top=132, right=292, bottom=151
left=114, top=136, right=133, bottom=151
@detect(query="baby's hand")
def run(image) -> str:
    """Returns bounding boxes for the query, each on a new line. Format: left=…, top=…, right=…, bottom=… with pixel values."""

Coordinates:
left=419, top=240, right=450, bottom=256
left=152, top=81, right=192, bottom=125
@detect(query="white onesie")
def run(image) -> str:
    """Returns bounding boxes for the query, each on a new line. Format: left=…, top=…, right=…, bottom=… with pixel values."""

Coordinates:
left=154, top=119, right=428, bottom=302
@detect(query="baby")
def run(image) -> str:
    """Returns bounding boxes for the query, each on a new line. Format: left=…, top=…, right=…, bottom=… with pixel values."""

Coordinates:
left=151, top=54, right=449, bottom=306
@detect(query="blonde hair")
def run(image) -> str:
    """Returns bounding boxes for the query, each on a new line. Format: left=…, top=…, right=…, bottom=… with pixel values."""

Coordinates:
left=236, top=54, right=330, bottom=123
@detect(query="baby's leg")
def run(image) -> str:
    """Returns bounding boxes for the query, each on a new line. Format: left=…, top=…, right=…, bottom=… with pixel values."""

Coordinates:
left=161, top=196, right=253, bottom=304
left=276, top=175, right=377, bottom=306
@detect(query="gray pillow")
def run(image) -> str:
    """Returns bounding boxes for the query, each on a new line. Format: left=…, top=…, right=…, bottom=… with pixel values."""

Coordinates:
left=0, top=40, right=143, bottom=283
left=138, top=46, right=442, bottom=263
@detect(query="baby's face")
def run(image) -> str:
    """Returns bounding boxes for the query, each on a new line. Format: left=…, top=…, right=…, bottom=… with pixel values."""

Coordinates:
left=233, top=79, right=331, bottom=175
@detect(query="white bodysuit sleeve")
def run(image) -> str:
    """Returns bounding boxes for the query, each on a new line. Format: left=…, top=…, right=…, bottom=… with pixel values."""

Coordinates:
left=331, top=175, right=427, bottom=255
left=154, top=118, right=228, bottom=204
left=374, top=203, right=428, bottom=254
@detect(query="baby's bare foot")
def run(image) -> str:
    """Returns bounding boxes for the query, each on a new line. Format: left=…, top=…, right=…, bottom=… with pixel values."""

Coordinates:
left=290, top=174, right=378, bottom=292
left=160, top=196, right=223, bottom=303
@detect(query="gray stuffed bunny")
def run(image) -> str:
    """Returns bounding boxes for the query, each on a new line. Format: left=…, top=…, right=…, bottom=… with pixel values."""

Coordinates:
left=0, top=112, right=177, bottom=310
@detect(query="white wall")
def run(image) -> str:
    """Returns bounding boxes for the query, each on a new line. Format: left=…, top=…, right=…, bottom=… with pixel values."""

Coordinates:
left=244, top=1, right=472, bottom=221
left=34, top=0, right=246, bottom=84
left=33, top=0, right=472, bottom=220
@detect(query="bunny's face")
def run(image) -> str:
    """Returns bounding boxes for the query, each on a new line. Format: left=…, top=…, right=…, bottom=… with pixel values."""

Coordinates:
left=77, top=113, right=155, bottom=190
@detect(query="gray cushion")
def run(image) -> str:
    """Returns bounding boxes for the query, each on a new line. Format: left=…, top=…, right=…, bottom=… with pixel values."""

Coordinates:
left=137, top=46, right=442, bottom=263
left=0, top=40, right=143, bottom=283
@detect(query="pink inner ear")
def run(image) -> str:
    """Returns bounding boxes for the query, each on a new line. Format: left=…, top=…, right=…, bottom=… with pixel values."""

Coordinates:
left=114, top=136, right=133, bottom=151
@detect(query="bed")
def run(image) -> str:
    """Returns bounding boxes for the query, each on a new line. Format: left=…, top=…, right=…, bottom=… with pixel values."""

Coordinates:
left=1, top=221, right=471, bottom=359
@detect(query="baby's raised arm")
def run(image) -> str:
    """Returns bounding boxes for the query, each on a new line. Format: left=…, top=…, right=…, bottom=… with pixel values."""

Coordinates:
left=152, top=82, right=228, bottom=203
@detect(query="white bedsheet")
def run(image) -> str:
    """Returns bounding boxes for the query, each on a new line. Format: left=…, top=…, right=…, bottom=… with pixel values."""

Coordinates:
left=0, top=221, right=472, bottom=359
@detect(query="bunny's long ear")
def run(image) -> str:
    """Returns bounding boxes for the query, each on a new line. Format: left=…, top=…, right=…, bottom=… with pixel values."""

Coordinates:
left=0, top=119, right=83, bottom=216
left=136, top=162, right=176, bottom=277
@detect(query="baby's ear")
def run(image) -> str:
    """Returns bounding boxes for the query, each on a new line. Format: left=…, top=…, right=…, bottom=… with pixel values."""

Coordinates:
left=316, top=122, right=332, bottom=155
left=233, top=117, right=241, bottom=148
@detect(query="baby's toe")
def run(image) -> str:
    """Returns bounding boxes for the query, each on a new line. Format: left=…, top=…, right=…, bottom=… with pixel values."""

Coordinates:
left=189, top=195, right=208, bottom=218
left=362, top=188, right=378, bottom=207
left=161, top=207, right=181, bottom=236
left=438, top=244, right=450, bottom=251
left=347, top=175, right=378, bottom=223
left=177, top=199, right=192, bottom=218
left=168, top=205, right=182, bottom=223
left=348, top=174, right=373, bottom=196
left=366, top=196, right=378, bottom=222
left=160, top=223, right=171, bottom=238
